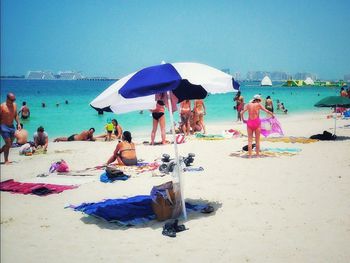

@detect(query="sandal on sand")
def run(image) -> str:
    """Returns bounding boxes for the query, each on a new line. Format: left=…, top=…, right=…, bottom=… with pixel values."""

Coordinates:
left=201, top=205, right=214, bottom=214
left=162, top=223, right=176, bottom=238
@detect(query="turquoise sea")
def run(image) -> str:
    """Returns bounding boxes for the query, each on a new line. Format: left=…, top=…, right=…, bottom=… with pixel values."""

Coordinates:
left=0, top=79, right=343, bottom=140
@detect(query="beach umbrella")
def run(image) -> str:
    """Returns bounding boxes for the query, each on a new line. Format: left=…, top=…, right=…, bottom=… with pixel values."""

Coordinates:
left=91, top=62, right=240, bottom=219
left=314, top=96, right=350, bottom=136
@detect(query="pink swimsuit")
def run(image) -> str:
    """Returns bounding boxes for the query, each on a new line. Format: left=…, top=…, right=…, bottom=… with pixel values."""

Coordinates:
left=247, top=118, right=261, bottom=130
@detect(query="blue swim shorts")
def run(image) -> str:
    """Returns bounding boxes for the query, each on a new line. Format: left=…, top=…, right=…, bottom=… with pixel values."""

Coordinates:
left=1, top=124, right=16, bottom=140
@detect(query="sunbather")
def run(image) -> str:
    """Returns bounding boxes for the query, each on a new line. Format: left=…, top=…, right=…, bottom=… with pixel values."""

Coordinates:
left=106, top=131, right=137, bottom=166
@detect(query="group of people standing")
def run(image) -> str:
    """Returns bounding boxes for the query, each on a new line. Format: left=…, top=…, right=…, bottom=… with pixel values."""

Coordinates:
left=150, top=98, right=207, bottom=145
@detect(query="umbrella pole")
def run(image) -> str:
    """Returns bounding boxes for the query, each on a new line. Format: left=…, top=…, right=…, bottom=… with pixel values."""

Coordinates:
left=334, top=105, right=337, bottom=136
left=166, top=91, right=187, bottom=220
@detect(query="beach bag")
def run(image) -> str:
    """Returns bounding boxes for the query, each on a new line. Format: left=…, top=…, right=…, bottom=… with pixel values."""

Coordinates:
left=49, top=160, right=69, bottom=173
left=19, top=143, right=33, bottom=155
left=150, top=181, right=177, bottom=221
left=105, top=165, right=125, bottom=179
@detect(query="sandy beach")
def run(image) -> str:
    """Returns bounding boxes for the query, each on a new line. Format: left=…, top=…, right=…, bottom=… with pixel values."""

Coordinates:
left=1, top=112, right=350, bottom=263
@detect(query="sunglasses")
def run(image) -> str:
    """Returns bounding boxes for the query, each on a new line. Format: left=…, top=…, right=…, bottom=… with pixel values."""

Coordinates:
left=7, top=98, right=16, bottom=102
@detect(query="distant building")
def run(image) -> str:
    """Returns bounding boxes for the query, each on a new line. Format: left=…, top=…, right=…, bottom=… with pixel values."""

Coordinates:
left=270, top=71, right=290, bottom=81
left=293, top=72, right=317, bottom=81
left=26, top=71, right=55, bottom=79
left=344, top=74, right=350, bottom=82
left=246, top=71, right=269, bottom=81
left=57, top=71, right=83, bottom=80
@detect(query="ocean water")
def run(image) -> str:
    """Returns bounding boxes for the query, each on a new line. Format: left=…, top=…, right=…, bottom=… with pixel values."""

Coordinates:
left=0, top=79, right=342, bottom=140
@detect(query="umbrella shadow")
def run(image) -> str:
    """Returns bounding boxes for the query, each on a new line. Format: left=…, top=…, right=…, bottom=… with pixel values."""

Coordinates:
left=78, top=198, right=222, bottom=231
left=335, top=135, right=350, bottom=141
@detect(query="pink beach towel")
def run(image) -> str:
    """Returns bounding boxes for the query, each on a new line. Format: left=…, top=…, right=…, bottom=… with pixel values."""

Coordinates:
left=0, top=179, right=77, bottom=196
left=260, top=117, right=284, bottom=137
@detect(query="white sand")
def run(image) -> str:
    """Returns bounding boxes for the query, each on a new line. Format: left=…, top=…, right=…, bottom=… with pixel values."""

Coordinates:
left=1, top=112, right=350, bottom=263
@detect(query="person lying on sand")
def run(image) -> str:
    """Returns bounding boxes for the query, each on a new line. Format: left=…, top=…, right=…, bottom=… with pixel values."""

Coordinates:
left=54, top=128, right=96, bottom=142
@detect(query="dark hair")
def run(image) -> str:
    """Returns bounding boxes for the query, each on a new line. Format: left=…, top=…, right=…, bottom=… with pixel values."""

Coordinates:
left=112, top=119, right=118, bottom=125
left=20, top=123, right=24, bottom=129
left=123, top=131, right=132, bottom=143
left=157, top=100, right=165, bottom=106
left=37, top=126, right=44, bottom=132
left=22, top=101, right=26, bottom=106
left=266, top=96, right=271, bottom=99
left=89, top=127, right=95, bottom=132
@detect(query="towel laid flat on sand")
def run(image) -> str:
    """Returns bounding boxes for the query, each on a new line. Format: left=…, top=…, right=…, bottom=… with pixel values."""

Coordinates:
left=71, top=195, right=214, bottom=226
left=0, top=179, right=78, bottom=196
left=261, top=136, right=318, bottom=144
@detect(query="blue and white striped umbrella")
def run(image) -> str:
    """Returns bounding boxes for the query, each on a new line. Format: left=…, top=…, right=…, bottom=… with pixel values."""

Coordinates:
left=90, top=62, right=239, bottom=113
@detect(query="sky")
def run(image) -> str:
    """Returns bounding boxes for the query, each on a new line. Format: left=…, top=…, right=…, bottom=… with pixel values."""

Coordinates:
left=1, top=0, right=349, bottom=79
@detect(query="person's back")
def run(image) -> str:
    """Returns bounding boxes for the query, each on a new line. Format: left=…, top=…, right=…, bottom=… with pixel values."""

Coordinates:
left=246, top=102, right=261, bottom=120
left=15, top=128, right=28, bottom=145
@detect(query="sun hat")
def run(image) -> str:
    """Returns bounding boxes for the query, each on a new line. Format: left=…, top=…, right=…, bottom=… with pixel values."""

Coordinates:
left=250, top=94, right=262, bottom=103
left=253, top=94, right=261, bottom=100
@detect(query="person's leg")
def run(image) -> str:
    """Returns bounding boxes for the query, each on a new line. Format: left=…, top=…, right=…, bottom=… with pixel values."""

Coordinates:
left=255, top=128, right=261, bottom=156
left=54, top=137, right=68, bottom=142
left=150, top=119, right=158, bottom=145
left=247, top=127, right=253, bottom=157
left=159, top=115, right=166, bottom=144
left=186, top=119, right=191, bottom=136
left=199, top=115, right=206, bottom=134
left=1, top=137, right=13, bottom=164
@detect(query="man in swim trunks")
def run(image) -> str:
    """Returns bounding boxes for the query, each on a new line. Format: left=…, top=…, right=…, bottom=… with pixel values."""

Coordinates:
left=0, top=93, right=22, bottom=164
left=106, top=131, right=137, bottom=166
left=54, top=128, right=96, bottom=142
left=241, top=94, right=274, bottom=157
left=180, top=100, right=191, bottom=136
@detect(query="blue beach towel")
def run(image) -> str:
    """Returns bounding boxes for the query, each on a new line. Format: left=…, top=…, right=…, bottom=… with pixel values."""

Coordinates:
left=72, top=195, right=212, bottom=226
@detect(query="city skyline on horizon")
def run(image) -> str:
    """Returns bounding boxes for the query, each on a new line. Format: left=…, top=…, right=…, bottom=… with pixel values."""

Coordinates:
left=1, top=0, right=349, bottom=80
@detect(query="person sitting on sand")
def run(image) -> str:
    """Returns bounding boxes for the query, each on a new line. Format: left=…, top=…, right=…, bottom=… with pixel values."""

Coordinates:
left=33, top=126, right=49, bottom=151
left=240, top=94, right=274, bottom=157
left=106, top=131, right=137, bottom=166
left=54, top=128, right=96, bottom=142
left=18, top=101, right=30, bottom=120
left=14, top=123, right=28, bottom=145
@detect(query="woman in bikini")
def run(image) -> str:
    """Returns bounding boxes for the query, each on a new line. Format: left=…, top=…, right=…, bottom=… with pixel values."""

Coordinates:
left=233, top=91, right=244, bottom=121
left=265, top=96, right=274, bottom=113
left=179, top=100, right=191, bottom=136
left=106, top=131, right=137, bottom=166
left=150, top=100, right=166, bottom=145
left=193, top=99, right=206, bottom=134
left=240, top=95, right=274, bottom=157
